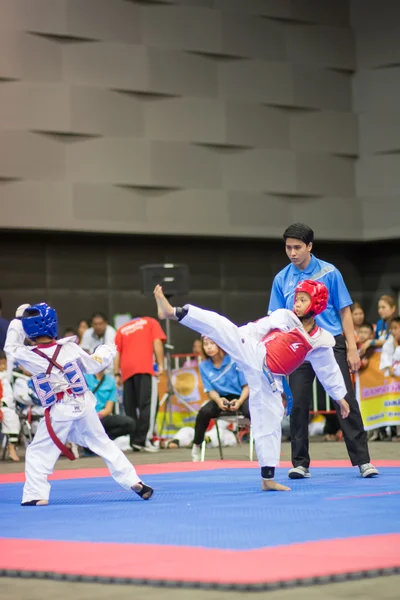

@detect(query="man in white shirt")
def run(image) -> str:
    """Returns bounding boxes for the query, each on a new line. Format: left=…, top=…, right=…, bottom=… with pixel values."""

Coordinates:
left=80, top=313, right=116, bottom=374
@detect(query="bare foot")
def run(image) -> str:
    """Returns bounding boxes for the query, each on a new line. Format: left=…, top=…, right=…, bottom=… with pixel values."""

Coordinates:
left=8, top=444, right=20, bottom=462
left=36, top=500, right=49, bottom=505
left=261, top=479, right=291, bottom=492
left=153, top=284, right=177, bottom=320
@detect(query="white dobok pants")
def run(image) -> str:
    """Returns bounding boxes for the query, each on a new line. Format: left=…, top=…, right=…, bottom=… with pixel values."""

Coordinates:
left=22, top=403, right=140, bottom=504
left=181, top=306, right=284, bottom=468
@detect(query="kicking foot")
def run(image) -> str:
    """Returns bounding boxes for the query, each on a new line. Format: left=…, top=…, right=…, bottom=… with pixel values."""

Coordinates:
left=132, top=482, right=154, bottom=500
left=261, top=479, right=291, bottom=492
left=153, top=285, right=177, bottom=320
left=21, top=499, right=49, bottom=506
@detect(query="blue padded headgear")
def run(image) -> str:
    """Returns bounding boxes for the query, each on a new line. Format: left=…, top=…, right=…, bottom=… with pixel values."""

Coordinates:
left=22, top=303, right=58, bottom=340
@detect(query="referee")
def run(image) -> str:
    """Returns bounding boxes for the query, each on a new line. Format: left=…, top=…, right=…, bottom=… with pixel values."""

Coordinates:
left=268, top=223, right=378, bottom=479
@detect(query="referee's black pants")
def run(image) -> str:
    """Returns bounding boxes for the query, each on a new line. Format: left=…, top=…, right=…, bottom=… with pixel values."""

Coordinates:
left=289, top=334, right=370, bottom=468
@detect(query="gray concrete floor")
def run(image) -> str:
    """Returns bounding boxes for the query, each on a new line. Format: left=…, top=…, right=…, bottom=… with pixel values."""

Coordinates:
left=1, top=439, right=399, bottom=600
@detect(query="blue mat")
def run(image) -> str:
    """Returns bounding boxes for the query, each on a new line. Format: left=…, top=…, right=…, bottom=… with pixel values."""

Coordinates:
left=1, top=468, right=399, bottom=550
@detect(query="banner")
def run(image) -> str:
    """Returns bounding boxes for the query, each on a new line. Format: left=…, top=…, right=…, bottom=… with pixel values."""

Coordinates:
left=156, top=366, right=208, bottom=437
left=356, top=350, right=400, bottom=430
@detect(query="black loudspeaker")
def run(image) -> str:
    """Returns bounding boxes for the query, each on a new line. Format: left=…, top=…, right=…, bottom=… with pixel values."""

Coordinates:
left=140, top=263, right=189, bottom=297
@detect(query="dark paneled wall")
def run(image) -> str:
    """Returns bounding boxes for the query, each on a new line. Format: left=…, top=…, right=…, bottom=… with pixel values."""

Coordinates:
left=0, top=231, right=398, bottom=352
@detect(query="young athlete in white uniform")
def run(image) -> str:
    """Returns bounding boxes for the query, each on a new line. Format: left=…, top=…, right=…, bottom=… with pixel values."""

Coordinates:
left=154, top=280, right=350, bottom=492
left=5, top=303, right=154, bottom=505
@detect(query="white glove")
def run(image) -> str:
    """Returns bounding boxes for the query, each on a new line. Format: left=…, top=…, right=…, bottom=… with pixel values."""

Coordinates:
left=15, top=304, right=31, bottom=318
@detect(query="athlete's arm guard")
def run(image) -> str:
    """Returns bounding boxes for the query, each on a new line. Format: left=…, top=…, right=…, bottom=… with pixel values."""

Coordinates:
left=308, top=347, right=347, bottom=402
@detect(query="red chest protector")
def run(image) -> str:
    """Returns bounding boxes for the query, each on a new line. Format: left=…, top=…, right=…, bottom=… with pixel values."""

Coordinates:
left=262, top=328, right=313, bottom=376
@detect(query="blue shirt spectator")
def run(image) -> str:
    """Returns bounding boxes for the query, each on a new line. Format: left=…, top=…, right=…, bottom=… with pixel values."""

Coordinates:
left=199, top=354, right=247, bottom=396
left=268, top=254, right=352, bottom=336
left=85, top=373, right=117, bottom=412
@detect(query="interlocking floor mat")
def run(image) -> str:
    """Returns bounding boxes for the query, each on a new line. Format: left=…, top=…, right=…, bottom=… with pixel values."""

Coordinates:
left=1, top=460, right=399, bottom=590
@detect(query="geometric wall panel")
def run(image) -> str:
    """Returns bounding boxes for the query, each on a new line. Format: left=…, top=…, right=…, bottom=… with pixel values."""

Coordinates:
left=1, top=0, right=398, bottom=240
left=290, top=111, right=358, bottom=154
left=358, top=112, right=400, bottom=155
left=0, top=0, right=141, bottom=44
left=285, top=25, right=355, bottom=70
left=353, top=0, right=400, bottom=239
left=0, top=30, right=62, bottom=81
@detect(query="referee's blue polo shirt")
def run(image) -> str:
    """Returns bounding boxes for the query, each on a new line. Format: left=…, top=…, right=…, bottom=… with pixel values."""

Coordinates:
left=268, top=255, right=353, bottom=336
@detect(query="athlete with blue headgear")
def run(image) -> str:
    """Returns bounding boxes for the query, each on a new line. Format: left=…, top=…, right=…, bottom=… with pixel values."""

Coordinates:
left=5, top=302, right=154, bottom=505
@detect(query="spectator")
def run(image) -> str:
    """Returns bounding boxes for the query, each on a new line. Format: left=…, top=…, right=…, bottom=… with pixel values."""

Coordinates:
left=379, top=316, right=400, bottom=442
left=359, top=295, right=397, bottom=357
left=191, top=336, right=250, bottom=462
left=357, top=322, right=375, bottom=370
left=351, top=302, right=365, bottom=340
left=0, top=351, right=20, bottom=461
left=13, top=367, right=44, bottom=438
left=80, top=313, right=116, bottom=374
left=268, top=223, right=375, bottom=479
left=77, top=319, right=89, bottom=344
left=63, top=327, right=77, bottom=338
left=114, top=315, right=166, bottom=452
left=184, top=338, right=203, bottom=367
left=85, top=369, right=136, bottom=447
left=0, top=300, right=9, bottom=351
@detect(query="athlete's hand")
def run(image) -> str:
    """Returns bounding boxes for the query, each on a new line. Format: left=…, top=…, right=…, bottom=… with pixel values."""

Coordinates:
left=347, top=347, right=361, bottom=372
left=338, top=399, right=350, bottom=419
left=15, top=304, right=31, bottom=318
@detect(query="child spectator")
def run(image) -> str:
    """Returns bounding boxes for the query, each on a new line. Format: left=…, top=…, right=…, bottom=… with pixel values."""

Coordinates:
left=0, top=350, right=21, bottom=461
left=357, top=322, right=375, bottom=370
left=380, top=317, right=400, bottom=442
left=360, top=295, right=397, bottom=356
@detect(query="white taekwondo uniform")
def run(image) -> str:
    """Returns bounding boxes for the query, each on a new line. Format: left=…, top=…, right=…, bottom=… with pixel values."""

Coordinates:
left=178, top=306, right=347, bottom=468
left=5, top=319, right=140, bottom=504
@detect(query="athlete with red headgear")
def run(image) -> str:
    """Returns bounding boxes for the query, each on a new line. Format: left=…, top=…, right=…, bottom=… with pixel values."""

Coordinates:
left=154, top=281, right=350, bottom=493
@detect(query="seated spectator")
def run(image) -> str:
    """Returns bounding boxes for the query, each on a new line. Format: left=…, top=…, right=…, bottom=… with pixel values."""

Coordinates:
left=0, top=300, right=9, bottom=351
left=13, top=366, right=44, bottom=439
left=357, top=322, right=375, bottom=370
left=0, top=351, right=20, bottom=461
left=380, top=317, right=400, bottom=442
left=351, top=302, right=365, bottom=340
left=184, top=338, right=203, bottom=367
left=63, top=327, right=78, bottom=338
left=81, top=313, right=116, bottom=374
left=191, top=336, right=249, bottom=462
left=359, top=295, right=397, bottom=356
left=85, top=369, right=136, bottom=448
left=77, top=319, right=89, bottom=344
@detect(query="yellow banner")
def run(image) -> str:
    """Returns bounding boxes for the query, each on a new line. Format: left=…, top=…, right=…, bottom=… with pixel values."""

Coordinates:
left=357, top=350, right=400, bottom=430
left=156, top=366, right=208, bottom=436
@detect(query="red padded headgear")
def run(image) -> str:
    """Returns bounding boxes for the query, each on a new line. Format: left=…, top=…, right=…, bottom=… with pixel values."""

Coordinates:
left=295, top=280, right=328, bottom=316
